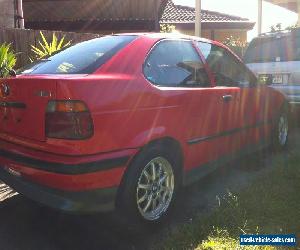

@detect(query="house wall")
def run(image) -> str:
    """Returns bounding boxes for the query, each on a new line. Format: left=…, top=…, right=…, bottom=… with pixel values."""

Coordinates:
left=0, top=0, right=15, bottom=28
left=175, top=27, right=248, bottom=44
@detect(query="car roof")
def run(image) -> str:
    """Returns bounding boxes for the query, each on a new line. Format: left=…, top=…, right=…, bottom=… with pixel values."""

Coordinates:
left=114, top=32, right=218, bottom=45
left=112, top=32, right=241, bottom=61
left=251, top=28, right=300, bottom=42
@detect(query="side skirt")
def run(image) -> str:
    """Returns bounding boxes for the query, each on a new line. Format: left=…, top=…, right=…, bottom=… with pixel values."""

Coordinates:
left=183, top=140, right=270, bottom=186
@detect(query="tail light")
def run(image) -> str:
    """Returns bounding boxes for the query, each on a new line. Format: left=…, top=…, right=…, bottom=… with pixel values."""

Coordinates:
left=45, top=100, right=94, bottom=140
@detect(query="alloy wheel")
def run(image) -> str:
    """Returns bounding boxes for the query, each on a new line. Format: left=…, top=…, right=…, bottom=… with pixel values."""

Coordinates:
left=136, top=157, right=174, bottom=221
left=278, top=114, right=288, bottom=146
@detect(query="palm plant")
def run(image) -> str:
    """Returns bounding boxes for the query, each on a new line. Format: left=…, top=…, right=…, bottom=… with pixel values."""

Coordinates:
left=31, top=31, right=71, bottom=60
left=0, top=43, right=17, bottom=78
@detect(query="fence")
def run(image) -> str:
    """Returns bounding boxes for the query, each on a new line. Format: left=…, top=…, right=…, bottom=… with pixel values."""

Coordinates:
left=0, top=28, right=101, bottom=68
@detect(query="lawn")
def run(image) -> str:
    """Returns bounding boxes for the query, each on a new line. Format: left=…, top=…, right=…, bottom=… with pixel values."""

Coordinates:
left=159, top=150, right=300, bottom=250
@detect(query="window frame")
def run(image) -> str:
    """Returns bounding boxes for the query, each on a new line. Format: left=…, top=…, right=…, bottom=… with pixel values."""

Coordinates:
left=142, top=38, right=214, bottom=88
left=196, top=41, right=258, bottom=88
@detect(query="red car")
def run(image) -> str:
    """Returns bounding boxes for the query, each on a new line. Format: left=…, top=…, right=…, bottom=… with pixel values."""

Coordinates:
left=0, top=33, right=288, bottom=226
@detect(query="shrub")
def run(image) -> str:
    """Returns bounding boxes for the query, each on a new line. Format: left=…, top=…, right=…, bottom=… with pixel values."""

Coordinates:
left=0, top=43, right=17, bottom=78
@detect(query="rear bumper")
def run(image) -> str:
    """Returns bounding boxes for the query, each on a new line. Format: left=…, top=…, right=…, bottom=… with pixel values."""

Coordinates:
left=0, top=140, right=138, bottom=212
left=0, top=167, right=117, bottom=213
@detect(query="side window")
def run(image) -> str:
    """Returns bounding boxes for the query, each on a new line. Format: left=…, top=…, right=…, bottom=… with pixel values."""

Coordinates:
left=144, top=40, right=210, bottom=87
left=197, top=42, right=254, bottom=87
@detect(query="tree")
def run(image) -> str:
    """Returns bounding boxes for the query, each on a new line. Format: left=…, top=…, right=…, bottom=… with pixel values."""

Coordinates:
left=270, top=23, right=282, bottom=32
left=160, top=24, right=176, bottom=33
left=223, top=36, right=248, bottom=58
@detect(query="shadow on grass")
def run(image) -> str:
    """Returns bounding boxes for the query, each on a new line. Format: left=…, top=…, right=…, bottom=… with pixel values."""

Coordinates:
left=160, top=151, right=300, bottom=250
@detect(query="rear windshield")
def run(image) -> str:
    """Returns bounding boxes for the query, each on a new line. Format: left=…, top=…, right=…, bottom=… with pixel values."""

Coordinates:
left=244, top=34, right=300, bottom=63
left=18, top=35, right=137, bottom=75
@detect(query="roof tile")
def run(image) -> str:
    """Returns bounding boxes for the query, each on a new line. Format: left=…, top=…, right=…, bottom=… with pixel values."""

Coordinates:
left=160, top=0, right=250, bottom=23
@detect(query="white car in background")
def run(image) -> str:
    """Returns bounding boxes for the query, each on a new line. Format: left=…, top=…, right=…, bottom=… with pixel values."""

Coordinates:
left=244, top=29, right=300, bottom=117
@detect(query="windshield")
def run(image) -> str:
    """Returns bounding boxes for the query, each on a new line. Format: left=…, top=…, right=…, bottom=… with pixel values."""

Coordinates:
left=18, top=35, right=137, bottom=75
left=244, top=34, right=300, bottom=63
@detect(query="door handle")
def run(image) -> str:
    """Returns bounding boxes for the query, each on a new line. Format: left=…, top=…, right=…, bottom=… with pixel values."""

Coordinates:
left=222, top=95, right=233, bottom=102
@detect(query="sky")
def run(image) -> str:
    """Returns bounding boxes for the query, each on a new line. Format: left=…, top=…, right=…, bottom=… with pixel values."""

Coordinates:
left=173, top=0, right=298, bottom=41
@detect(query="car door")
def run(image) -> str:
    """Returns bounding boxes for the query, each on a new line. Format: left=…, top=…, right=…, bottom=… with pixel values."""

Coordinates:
left=196, top=42, right=242, bottom=156
left=215, top=48, right=268, bottom=148
left=239, top=79, right=273, bottom=147
left=235, top=63, right=268, bottom=147
left=143, top=39, right=232, bottom=170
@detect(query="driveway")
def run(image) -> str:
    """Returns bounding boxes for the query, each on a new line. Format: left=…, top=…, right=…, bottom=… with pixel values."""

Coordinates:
left=0, top=131, right=297, bottom=250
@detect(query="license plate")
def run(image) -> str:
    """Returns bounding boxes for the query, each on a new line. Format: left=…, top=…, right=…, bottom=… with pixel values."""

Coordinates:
left=272, top=75, right=283, bottom=84
left=272, top=74, right=289, bottom=84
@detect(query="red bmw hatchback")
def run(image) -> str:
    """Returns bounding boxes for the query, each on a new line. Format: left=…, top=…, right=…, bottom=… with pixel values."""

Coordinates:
left=0, top=33, right=288, bottom=226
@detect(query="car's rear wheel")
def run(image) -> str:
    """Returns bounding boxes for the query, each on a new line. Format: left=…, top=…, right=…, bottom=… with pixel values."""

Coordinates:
left=117, top=144, right=180, bottom=229
left=136, top=156, right=174, bottom=221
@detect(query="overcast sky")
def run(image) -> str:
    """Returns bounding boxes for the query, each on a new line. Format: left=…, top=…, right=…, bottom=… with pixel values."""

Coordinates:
left=173, top=0, right=298, bottom=41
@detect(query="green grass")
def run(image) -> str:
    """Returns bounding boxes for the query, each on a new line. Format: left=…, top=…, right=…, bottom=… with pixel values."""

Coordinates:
left=159, top=152, right=300, bottom=250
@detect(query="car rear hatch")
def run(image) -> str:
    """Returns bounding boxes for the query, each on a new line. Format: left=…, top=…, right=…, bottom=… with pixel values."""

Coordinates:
left=246, top=61, right=300, bottom=103
left=246, top=61, right=300, bottom=85
left=0, top=76, right=56, bottom=141
left=245, top=32, right=300, bottom=86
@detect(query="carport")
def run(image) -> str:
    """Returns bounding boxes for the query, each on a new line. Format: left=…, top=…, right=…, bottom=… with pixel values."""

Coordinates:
left=194, top=0, right=300, bottom=37
left=258, top=0, right=300, bottom=34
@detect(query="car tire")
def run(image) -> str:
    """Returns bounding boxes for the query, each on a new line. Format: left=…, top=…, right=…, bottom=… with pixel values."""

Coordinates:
left=271, top=106, right=289, bottom=151
left=116, top=144, right=181, bottom=230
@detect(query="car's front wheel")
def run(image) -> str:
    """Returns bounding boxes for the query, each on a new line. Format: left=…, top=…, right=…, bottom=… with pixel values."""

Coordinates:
left=117, top=144, right=180, bottom=229
left=272, top=108, right=289, bottom=150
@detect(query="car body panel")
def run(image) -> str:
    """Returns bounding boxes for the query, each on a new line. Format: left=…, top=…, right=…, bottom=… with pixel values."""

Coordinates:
left=0, top=33, right=286, bottom=212
left=0, top=77, right=57, bottom=141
